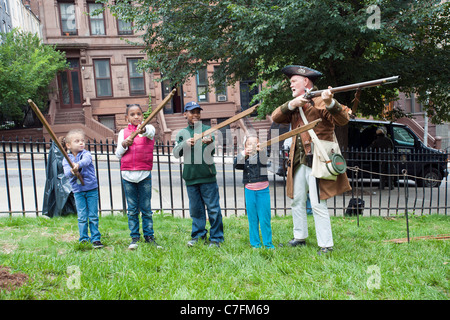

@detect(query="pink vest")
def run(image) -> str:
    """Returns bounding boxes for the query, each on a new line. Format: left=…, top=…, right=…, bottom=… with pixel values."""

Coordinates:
left=120, top=124, right=154, bottom=171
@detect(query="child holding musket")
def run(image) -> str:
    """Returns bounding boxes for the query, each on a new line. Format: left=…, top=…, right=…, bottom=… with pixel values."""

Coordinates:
left=234, top=134, right=274, bottom=249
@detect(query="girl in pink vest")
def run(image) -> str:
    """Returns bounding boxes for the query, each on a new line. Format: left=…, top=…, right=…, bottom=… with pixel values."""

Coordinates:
left=115, top=104, right=162, bottom=250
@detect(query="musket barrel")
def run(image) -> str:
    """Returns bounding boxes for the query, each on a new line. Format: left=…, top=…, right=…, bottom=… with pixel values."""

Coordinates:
left=305, top=76, right=399, bottom=98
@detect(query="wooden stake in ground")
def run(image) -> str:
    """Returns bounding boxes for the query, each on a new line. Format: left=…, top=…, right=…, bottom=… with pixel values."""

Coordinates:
left=385, top=234, right=450, bottom=244
left=28, top=99, right=85, bottom=185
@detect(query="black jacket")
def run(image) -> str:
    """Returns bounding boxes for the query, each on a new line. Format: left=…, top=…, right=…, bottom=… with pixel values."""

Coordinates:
left=234, top=152, right=269, bottom=184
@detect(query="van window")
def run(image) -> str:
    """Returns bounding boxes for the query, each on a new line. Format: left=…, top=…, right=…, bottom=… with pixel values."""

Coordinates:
left=393, top=127, right=415, bottom=146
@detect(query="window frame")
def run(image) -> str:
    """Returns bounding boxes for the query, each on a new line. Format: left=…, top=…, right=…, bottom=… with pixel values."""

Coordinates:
left=196, top=67, right=209, bottom=103
left=87, top=2, right=106, bottom=36
left=117, top=18, right=133, bottom=35
left=214, top=66, right=227, bottom=102
left=59, top=2, right=78, bottom=36
left=127, top=58, right=146, bottom=96
left=93, top=59, right=113, bottom=98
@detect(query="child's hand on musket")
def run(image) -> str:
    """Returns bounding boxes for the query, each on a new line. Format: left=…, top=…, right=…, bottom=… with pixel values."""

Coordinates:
left=137, top=124, right=146, bottom=135
left=186, top=137, right=195, bottom=146
left=71, top=163, right=79, bottom=176
left=122, top=135, right=134, bottom=148
left=202, top=136, right=213, bottom=145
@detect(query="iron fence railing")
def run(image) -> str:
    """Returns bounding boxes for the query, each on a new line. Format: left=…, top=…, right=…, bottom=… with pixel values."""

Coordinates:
left=0, top=136, right=448, bottom=218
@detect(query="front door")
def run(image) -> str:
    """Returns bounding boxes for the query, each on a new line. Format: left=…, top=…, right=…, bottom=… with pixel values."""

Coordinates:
left=240, top=80, right=259, bottom=116
left=162, top=79, right=183, bottom=114
left=58, top=58, right=82, bottom=108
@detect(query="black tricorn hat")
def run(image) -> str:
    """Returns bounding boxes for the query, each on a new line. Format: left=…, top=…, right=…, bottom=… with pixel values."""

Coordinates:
left=281, top=65, right=323, bottom=82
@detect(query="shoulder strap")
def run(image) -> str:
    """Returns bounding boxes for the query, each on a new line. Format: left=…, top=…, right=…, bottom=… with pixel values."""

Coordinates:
left=299, top=108, right=331, bottom=162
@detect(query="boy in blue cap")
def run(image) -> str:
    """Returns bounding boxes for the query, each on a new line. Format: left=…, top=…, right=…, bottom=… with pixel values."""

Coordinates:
left=173, top=101, right=224, bottom=248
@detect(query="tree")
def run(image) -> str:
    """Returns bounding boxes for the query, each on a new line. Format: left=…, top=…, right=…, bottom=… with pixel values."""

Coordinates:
left=99, top=0, right=450, bottom=123
left=0, top=29, right=68, bottom=127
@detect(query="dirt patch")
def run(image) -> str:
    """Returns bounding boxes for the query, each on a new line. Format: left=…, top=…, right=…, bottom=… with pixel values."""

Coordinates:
left=0, top=266, right=29, bottom=291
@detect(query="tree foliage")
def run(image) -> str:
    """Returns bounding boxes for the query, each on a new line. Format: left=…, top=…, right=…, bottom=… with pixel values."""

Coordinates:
left=100, top=0, right=449, bottom=123
left=0, top=29, right=68, bottom=127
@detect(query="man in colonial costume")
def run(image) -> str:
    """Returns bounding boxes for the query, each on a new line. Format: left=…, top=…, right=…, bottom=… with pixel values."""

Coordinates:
left=271, top=65, right=352, bottom=255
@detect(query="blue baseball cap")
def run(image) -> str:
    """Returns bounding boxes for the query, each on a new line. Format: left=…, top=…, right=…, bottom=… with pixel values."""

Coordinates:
left=184, top=101, right=203, bottom=112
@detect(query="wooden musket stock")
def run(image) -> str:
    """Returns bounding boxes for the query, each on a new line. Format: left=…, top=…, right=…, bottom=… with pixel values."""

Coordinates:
left=129, top=88, right=177, bottom=140
left=28, top=99, right=85, bottom=185
left=258, top=119, right=322, bottom=149
left=192, top=103, right=260, bottom=143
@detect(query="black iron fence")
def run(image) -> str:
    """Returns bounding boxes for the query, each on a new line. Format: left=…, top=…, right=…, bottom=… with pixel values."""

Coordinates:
left=0, top=136, right=448, bottom=218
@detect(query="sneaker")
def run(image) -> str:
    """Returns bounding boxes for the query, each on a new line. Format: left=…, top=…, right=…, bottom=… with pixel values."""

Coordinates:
left=92, top=241, right=104, bottom=249
left=187, top=236, right=206, bottom=247
left=128, top=237, right=140, bottom=250
left=288, top=238, right=306, bottom=247
left=144, top=236, right=163, bottom=249
left=187, top=238, right=199, bottom=247
left=208, top=241, right=220, bottom=248
left=317, top=247, right=333, bottom=256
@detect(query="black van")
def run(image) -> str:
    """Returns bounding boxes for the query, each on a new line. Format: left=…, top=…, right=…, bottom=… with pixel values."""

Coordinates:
left=346, top=119, right=448, bottom=188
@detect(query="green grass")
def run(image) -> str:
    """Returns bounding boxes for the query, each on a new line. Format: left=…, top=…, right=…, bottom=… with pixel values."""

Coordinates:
left=0, top=213, right=448, bottom=300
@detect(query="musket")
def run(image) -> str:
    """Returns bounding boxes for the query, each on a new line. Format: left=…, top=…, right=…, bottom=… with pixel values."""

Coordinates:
left=192, top=103, right=260, bottom=143
left=258, top=119, right=322, bottom=149
left=28, top=99, right=85, bottom=185
left=304, top=76, right=399, bottom=99
left=129, top=88, right=177, bottom=140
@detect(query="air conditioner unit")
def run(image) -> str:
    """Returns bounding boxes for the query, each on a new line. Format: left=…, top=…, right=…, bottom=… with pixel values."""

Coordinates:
left=217, top=95, right=227, bottom=102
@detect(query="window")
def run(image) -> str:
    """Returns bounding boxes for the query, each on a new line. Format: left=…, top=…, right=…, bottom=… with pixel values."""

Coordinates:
left=214, top=66, right=227, bottom=102
left=3, top=0, right=9, bottom=15
left=118, top=19, right=133, bottom=35
left=88, top=3, right=105, bottom=35
left=93, top=59, right=112, bottom=97
left=59, top=3, right=77, bottom=35
left=196, top=67, right=209, bottom=102
left=393, top=127, right=415, bottom=147
left=127, top=58, right=145, bottom=95
left=98, top=115, right=116, bottom=132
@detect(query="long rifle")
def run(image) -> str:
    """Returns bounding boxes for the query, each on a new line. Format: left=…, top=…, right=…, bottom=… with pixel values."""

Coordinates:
left=192, top=103, right=260, bottom=143
left=28, top=99, right=85, bottom=185
left=129, top=88, right=177, bottom=140
left=304, top=76, right=399, bottom=99
left=258, top=119, right=322, bottom=149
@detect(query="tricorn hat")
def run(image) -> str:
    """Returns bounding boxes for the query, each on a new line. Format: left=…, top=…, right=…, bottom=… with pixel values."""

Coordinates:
left=281, top=65, right=323, bottom=82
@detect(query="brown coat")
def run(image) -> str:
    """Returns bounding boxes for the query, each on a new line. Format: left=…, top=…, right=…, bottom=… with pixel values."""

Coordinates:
left=271, top=97, right=352, bottom=200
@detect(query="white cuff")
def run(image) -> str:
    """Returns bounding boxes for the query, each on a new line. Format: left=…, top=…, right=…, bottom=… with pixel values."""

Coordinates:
left=326, top=99, right=335, bottom=109
left=288, top=101, right=296, bottom=111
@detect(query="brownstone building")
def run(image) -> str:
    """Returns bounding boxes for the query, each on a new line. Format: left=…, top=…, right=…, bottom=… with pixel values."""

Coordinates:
left=34, top=0, right=269, bottom=144
left=4, top=1, right=447, bottom=152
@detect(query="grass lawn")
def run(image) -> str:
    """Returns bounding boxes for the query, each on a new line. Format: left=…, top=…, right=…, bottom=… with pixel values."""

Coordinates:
left=0, top=213, right=448, bottom=300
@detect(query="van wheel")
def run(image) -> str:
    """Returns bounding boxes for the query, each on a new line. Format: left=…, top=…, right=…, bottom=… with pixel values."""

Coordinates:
left=416, top=168, right=442, bottom=188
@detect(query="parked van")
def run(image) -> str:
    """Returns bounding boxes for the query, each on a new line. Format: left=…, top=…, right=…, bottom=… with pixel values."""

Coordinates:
left=346, top=119, right=448, bottom=188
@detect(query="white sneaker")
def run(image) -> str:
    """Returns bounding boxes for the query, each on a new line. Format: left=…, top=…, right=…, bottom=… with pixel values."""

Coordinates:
left=128, top=238, right=139, bottom=250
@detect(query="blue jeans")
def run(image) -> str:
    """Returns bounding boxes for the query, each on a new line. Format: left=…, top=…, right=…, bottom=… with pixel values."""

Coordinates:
left=244, top=186, right=274, bottom=248
left=186, top=182, right=224, bottom=242
left=73, top=188, right=101, bottom=243
left=122, top=175, right=154, bottom=239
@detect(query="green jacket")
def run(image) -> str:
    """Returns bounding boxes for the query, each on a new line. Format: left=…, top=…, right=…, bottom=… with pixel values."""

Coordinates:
left=173, top=122, right=217, bottom=186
